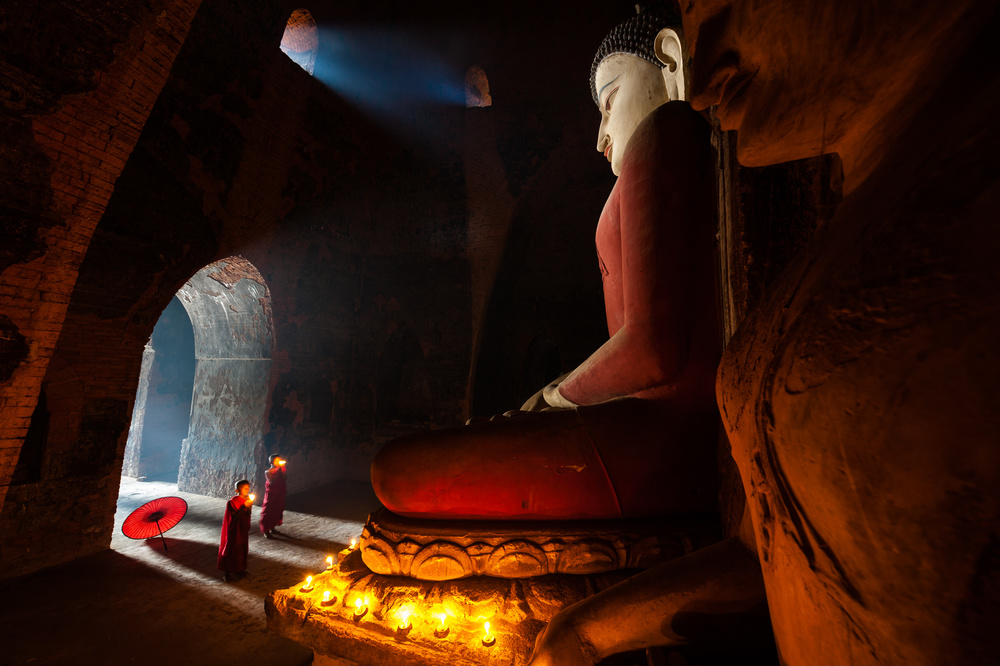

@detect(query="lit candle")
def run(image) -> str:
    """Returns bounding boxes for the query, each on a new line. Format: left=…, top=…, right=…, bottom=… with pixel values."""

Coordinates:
left=300, top=575, right=313, bottom=592
left=398, top=608, right=412, bottom=631
left=326, top=555, right=334, bottom=569
left=433, top=612, right=449, bottom=638
left=278, top=459, right=286, bottom=466
left=353, top=596, right=368, bottom=619
left=249, top=493, right=255, bottom=502
left=321, top=590, right=334, bottom=606
left=349, top=538, right=357, bottom=551
left=482, top=621, right=495, bottom=647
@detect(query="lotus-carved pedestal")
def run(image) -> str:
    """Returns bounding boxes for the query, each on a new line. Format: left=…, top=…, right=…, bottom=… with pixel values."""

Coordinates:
left=267, top=510, right=719, bottom=665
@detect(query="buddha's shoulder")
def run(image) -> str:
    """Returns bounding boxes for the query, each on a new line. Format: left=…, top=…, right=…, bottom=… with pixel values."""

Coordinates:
left=628, top=101, right=711, bottom=165
left=642, top=101, right=710, bottom=139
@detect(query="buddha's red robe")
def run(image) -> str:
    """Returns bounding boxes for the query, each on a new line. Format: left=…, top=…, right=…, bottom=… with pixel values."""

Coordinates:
left=373, top=101, right=720, bottom=519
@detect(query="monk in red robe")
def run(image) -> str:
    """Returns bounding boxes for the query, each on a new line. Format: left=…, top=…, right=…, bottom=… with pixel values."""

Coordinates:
left=218, top=479, right=253, bottom=582
left=372, top=8, right=720, bottom=520
left=260, top=454, right=287, bottom=538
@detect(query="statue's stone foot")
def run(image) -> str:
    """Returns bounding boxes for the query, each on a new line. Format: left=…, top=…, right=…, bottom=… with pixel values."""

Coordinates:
left=360, top=507, right=720, bottom=581
left=267, top=547, right=638, bottom=665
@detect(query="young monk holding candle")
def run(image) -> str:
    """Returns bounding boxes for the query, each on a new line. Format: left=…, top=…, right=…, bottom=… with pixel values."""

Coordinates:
left=260, top=454, right=287, bottom=538
left=218, top=479, right=253, bottom=582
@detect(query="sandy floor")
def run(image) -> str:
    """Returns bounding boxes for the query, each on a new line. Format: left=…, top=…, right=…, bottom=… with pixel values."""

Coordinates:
left=0, top=477, right=381, bottom=666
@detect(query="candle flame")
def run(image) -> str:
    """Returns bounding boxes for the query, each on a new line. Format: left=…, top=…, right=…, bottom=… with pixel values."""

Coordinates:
left=436, top=613, right=447, bottom=629
left=350, top=538, right=357, bottom=550
left=305, top=575, right=312, bottom=587
left=398, top=608, right=412, bottom=629
left=484, top=621, right=491, bottom=635
left=323, top=591, right=331, bottom=602
left=249, top=494, right=255, bottom=501
left=326, top=556, right=334, bottom=567
left=355, top=598, right=363, bottom=610
left=278, top=460, right=286, bottom=466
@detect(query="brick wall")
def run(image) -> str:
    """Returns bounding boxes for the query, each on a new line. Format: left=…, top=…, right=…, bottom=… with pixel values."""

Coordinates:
left=0, top=0, right=202, bottom=519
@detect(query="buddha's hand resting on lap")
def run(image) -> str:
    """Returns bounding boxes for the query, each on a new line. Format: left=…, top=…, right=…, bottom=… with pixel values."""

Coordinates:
left=520, top=372, right=576, bottom=412
left=463, top=372, right=577, bottom=425
left=464, top=408, right=557, bottom=426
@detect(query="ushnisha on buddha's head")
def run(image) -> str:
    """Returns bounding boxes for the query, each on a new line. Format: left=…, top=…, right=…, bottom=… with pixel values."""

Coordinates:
left=591, top=6, right=686, bottom=176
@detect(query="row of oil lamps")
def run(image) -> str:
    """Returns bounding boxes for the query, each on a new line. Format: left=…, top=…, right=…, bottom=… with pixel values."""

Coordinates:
left=296, top=543, right=496, bottom=647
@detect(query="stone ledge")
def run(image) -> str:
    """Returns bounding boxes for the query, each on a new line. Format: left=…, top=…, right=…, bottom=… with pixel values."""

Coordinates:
left=360, top=507, right=721, bottom=581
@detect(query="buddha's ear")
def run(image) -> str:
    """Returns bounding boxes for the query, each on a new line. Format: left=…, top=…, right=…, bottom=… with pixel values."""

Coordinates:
left=654, top=27, right=685, bottom=101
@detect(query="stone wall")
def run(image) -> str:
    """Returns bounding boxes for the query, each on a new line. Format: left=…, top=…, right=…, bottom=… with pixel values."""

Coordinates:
left=0, top=0, right=203, bottom=517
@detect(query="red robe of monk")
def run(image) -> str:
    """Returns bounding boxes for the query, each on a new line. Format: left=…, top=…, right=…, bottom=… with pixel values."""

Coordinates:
left=372, top=101, right=720, bottom=519
left=217, top=495, right=251, bottom=573
left=260, top=466, right=286, bottom=534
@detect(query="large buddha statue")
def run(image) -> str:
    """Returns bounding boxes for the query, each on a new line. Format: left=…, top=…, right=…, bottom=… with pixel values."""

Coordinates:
left=371, top=7, right=721, bottom=522
left=527, top=0, right=1000, bottom=664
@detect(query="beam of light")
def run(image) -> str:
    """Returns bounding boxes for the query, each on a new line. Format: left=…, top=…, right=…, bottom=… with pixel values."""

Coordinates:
left=312, top=27, right=467, bottom=113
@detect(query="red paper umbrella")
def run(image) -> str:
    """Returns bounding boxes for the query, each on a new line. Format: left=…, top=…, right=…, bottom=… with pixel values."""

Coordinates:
left=122, top=496, right=188, bottom=551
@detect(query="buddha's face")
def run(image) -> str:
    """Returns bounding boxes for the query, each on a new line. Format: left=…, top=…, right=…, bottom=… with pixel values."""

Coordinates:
left=595, top=54, right=669, bottom=176
left=677, top=0, right=963, bottom=168
left=678, top=0, right=845, bottom=166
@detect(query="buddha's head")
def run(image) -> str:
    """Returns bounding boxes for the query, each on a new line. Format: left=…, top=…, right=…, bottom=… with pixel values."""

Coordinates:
left=591, top=7, right=686, bottom=176
left=677, top=0, right=986, bottom=169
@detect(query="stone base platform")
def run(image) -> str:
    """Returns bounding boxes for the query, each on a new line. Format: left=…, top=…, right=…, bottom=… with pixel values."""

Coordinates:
left=360, top=507, right=721, bottom=580
left=267, top=548, right=642, bottom=666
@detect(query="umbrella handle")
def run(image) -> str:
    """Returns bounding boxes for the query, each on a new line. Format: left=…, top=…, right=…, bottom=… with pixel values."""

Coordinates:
left=156, top=519, right=168, bottom=552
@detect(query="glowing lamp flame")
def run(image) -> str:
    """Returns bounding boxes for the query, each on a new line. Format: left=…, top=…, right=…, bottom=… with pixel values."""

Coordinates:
left=436, top=613, right=447, bottom=630
left=249, top=494, right=255, bottom=502
left=355, top=598, right=363, bottom=610
left=278, top=460, right=286, bottom=466
left=398, top=608, right=412, bottom=630
left=326, top=556, right=334, bottom=568
left=482, top=621, right=495, bottom=646
left=322, top=591, right=331, bottom=602
left=350, top=538, right=357, bottom=550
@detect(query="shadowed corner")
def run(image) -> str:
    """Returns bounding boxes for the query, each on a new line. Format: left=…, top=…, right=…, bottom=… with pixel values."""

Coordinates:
left=0, top=549, right=312, bottom=666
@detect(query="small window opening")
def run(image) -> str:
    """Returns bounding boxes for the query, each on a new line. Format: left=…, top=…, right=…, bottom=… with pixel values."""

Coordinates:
left=280, top=9, right=319, bottom=75
left=465, top=65, right=492, bottom=108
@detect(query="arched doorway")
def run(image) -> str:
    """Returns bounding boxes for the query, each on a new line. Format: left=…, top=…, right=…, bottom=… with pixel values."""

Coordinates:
left=121, top=296, right=195, bottom=482
left=123, top=256, right=273, bottom=498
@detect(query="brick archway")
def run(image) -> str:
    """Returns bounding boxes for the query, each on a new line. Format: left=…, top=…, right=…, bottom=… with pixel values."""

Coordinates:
left=168, top=256, right=275, bottom=498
